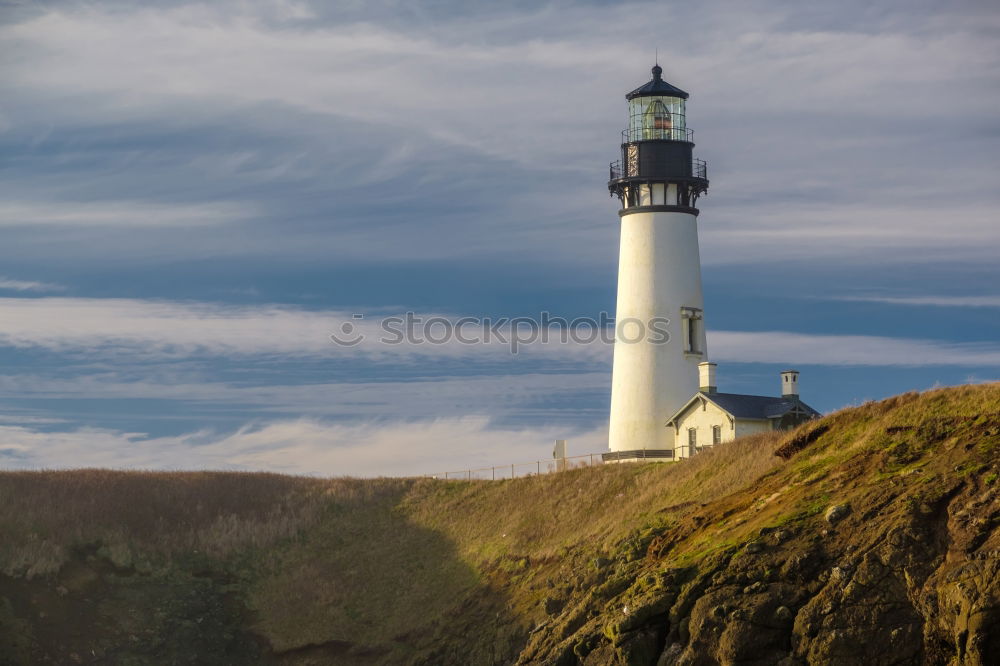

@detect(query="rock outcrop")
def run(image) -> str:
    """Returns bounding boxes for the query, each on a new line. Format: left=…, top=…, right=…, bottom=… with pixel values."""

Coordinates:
left=517, top=390, right=1000, bottom=665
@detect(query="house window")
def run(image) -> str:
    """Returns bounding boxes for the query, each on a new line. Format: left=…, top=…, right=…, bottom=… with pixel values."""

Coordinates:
left=687, top=427, right=697, bottom=451
left=680, top=307, right=703, bottom=355
left=712, top=425, right=721, bottom=445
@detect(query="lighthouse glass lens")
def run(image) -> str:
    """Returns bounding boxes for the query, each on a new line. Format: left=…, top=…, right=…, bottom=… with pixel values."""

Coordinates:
left=628, top=96, right=686, bottom=141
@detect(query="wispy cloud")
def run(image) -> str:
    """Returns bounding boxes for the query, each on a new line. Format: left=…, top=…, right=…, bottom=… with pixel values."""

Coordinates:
left=701, top=202, right=1000, bottom=266
left=0, top=297, right=344, bottom=356
left=0, top=277, right=63, bottom=292
left=834, top=294, right=1000, bottom=308
left=0, top=371, right=611, bottom=424
left=710, top=331, right=1000, bottom=368
left=3, top=0, right=996, bottom=177
left=2, top=0, right=997, bottom=269
left=2, top=297, right=999, bottom=368
left=0, top=417, right=607, bottom=477
left=0, top=201, right=252, bottom=227
left=0, top=297, right=607, bottom=361
left=0, top=414, right=68, bottom=425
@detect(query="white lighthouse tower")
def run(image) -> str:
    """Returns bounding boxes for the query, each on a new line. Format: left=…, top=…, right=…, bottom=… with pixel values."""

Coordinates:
left=606, top=65, right=709, bottom=461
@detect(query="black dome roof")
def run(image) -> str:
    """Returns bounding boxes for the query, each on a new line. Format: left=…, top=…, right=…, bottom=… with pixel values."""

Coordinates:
left=626, top=64, right=689, bottom=100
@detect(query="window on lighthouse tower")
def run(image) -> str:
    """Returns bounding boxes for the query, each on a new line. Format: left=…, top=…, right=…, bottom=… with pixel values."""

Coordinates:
left=680, top=307, right=703, bottom=355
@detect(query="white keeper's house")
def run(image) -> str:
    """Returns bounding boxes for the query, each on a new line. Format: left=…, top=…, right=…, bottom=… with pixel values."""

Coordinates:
left=665, top=363, right=820, bottom=459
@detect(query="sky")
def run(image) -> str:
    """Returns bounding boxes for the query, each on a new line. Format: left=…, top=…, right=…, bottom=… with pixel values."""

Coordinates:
left=1, top=0, right=998, bottom=476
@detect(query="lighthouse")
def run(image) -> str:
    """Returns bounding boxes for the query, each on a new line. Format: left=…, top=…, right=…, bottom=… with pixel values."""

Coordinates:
left=606, top=65, right=709, bottom=461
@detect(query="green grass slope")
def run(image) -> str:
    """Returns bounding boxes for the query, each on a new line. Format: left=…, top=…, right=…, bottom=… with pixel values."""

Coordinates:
left=1, top=383, right=999, bottom=665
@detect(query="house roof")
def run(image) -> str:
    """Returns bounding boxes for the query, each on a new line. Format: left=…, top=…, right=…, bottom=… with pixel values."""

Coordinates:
left=666, top=391, right=821, bottom=425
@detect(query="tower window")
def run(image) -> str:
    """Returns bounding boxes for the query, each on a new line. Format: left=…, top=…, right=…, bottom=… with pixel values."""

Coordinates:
left=680, top=307, right=703, bottom=355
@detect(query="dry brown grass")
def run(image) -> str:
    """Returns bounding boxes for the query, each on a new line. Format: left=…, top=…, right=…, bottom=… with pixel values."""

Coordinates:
left=0, top=470, right=416, bottom=577
left=399, top=429, right=788, bottom=567
left=0, top=429, right=791, bottom=580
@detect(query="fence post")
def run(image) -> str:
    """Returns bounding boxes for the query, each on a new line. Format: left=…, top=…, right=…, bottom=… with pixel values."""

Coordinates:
left=537, top=460, right=540, bottom=475
left=492, top=467, right=495, bottom=480
left=467, top=469, right=471, bottom=481
left=445, top=471, right=449, bottom=479
left=511, top=463, right=515, bottom=479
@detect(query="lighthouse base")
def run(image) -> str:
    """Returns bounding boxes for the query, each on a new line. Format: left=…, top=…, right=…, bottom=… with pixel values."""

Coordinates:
left=602, top=449, right=675, bottom=463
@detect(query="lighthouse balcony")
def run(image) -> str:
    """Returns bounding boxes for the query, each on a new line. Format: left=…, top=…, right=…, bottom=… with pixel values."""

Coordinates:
left=608, top=158, right=708, bottom=211
left=622, top=126, right=694, bottom=144
left=609, top=157, right=706, bottom=182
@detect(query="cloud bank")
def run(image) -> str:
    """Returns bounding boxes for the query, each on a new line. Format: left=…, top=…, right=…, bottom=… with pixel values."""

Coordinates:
left=2, top=297, right=999, bottom=367
left=0, top=417, right=608, bottom=477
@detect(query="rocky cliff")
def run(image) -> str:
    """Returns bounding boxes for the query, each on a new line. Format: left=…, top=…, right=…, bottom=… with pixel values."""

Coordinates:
left=517, top=386, right=1000, bottom=665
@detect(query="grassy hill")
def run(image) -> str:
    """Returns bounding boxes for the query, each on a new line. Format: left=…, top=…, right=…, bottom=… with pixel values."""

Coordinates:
left=2, top=383, right=999, bottom=665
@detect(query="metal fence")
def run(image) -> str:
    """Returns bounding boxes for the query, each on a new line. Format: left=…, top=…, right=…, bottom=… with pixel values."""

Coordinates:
left=425, top=453, right=606, bottom=481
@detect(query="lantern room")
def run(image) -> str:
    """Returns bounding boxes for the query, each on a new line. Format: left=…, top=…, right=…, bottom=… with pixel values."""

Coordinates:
left=608, top=64, right=707, bottom=210
left=625, top=64, right=689, bottom=142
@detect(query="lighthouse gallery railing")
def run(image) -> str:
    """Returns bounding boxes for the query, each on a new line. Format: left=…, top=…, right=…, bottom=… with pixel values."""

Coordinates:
left=609, top=158, right=707, bottom=182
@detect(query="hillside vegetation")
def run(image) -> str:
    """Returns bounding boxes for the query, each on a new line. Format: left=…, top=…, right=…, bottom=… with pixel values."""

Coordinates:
left=1, top=383, right=999, bottom=665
